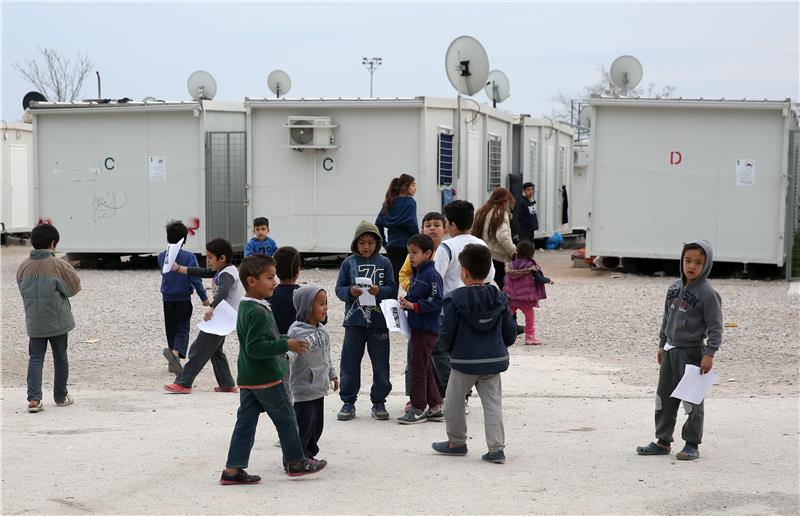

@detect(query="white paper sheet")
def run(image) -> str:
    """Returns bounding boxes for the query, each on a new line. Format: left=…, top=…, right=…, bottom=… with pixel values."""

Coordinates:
left=670, top=365, right=719, bottom=405
left=162, top=237, right=185, bottom=273
left=380, top=299, right=410, bottom=338
left=735, top=159, right=755, bottom=186
left=355, top=276, right=376, bottom=306
left=197, top=300, right=238, bottom=336
left=149, top=156, right=167, bottom=182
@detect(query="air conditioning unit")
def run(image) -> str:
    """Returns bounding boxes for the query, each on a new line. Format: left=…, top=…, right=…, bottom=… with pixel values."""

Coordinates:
left=286, top=116, right=337, bottom=149
left=574, top=146, right=590, bottom=167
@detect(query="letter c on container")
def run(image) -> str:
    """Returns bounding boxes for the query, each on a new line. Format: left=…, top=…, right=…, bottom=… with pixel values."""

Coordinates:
left=104, top=157, right=116, bottom=171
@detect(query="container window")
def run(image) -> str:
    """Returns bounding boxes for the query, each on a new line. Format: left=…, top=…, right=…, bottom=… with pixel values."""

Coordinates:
left=437, top=132, right=454, bottom=186
left=487, top=137, right=502, bottom=191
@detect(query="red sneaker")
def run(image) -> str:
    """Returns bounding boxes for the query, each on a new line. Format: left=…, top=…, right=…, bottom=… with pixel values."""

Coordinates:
left=215, top=386, right=239, bottom=393
left=164, top=383, right=192, bottom=394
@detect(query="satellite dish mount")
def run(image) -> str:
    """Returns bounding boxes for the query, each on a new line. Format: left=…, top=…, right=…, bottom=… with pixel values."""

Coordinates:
left=267, top=70, right=292, bottom=98
left=609, top=55, right=643, bottom=96
left=187, top=70, right=218, bottom=101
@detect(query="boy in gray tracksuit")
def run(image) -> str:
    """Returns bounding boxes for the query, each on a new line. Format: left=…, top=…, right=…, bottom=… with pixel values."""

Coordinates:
left=287, top=285, right=339, bottom=459
left=637, top=240, right=723, bottom=461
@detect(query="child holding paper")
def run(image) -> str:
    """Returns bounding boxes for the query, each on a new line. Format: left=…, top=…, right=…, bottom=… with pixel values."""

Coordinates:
left=164, top=238, right=243, bottom=394
left=397, top=234, right=444, bottom=424
left=636, top=240, right=723, bottom=461
left=158, top=220, right=209, bottom=374
left=334, top=221, right=396, bottom=421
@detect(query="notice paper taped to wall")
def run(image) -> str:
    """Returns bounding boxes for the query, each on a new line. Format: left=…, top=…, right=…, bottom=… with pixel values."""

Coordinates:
left=149, top=156, right=167, bottom=182
left=735, top=159, right=755, bottom=186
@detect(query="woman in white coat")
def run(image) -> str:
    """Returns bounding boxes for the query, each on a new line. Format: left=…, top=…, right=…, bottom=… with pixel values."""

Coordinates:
left=472, top=187, right=516, bottom=291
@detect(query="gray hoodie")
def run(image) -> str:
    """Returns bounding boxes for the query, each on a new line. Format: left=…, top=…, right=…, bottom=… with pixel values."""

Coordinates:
left=658, top=240, right=723, bottom=357
left=287, top=285, right=337, bottom=402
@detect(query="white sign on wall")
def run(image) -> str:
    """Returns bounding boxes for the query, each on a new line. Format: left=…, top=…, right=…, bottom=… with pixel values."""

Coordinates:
left=149, top=156, right=167, bottom=182
left=735, top=159, right=755, bottom=186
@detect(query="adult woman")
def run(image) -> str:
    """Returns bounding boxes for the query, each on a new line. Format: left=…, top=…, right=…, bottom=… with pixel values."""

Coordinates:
left=375, top=173, right=419, bottom=287
left=472, top=187, right=516, bottom=291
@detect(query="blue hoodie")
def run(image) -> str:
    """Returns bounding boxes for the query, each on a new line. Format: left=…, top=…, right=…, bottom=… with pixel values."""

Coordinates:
left=244, top=236, right=278, bottom=257
left=157, top=249, right=208, bottom=302
left=405, top=260, right=443, bottom=334
left=375, top=196, right=419, bottom=249
left=439, top=284, right=517, bottom=375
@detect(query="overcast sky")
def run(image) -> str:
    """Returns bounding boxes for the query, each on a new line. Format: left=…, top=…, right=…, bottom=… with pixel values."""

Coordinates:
left=2, top=1, right=798, bottom=121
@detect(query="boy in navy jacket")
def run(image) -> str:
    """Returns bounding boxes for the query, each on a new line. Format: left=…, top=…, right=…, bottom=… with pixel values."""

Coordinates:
left=157, top=221, right=209, bottom=374
left=431, top=244, right=516, bottom=464
left=397, top=234, right=444, bottom=424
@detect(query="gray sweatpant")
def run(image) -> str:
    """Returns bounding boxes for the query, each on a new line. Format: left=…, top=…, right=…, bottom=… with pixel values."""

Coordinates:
left=444, top=370, right=505, bottom=452
left=655, top=346, right=705, bottom=445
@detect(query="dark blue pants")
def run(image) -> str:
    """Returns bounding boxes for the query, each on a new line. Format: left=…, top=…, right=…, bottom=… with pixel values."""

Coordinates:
left=339, top=327, right=391, bottom=404
left=163, top=301, right=193, bottom=358
left=174, top=331, right=235, bottom=389
left=225, top=385, right=305, bottom=469
left=294, top=397, right=325, bottom=458
left=27, top=334, right=69, bottom=402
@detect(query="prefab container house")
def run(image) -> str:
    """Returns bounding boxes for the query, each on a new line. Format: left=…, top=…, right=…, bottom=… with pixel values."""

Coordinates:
left=1, top=122, right=35, bottom=234
left=30, top=101, right=246, bottom=255
left=245, top=97, right=514, bottom=253
left=585, top=97, right=798, bottom=266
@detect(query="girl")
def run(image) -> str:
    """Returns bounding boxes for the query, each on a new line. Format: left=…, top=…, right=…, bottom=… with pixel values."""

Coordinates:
left=472, top=187, right=516, bottom=291
left=375, top=173, right=419, bottom=287
left=503, top=240, right=552, bottom=345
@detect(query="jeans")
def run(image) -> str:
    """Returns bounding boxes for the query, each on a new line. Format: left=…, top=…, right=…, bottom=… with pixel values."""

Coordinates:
left=493, top=260, right=507, bottom=292
left=174, top=331, right=235, bottom=389
left=163, top=301, right=193, bottom=358
left=27, top=334, right=69, bottom=402
left=339, top=327, right=391, bottom=404
left=225, top=385, right=306, bottom=469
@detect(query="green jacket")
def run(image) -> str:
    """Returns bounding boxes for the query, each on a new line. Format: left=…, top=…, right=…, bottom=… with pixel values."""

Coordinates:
left=236, top=298, right=290, bottom=386
left=17, top=250, right=81, bottom=338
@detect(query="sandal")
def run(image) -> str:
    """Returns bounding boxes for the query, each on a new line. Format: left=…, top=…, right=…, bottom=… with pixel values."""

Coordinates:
left=676, top=444, right=700, bottom=460
left=27, top=400, right=44, bottom=413
left=636, top=441, right=670, bottom=455
left=55, top=395, right=74, bottom=407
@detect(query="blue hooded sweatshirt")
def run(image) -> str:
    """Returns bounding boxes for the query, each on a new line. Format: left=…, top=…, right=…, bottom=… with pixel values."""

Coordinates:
left=375, top=196, right=419, bottom=250
left=405, top=260, right=443, bottom=334
left=157, top=249, right=208, bottom=303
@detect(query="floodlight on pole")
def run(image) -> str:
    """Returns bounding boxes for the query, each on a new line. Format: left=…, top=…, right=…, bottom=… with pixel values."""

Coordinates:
left=361, top=57, right=383, bottom=98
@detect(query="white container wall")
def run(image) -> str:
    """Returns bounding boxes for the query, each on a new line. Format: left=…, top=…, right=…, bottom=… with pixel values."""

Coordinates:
left=571, top=141, right=591, bottom=231
left=586, top=98, right=798, bottom=266
left=31, top=101, right=245, bottom=254
left=246, top=97, right=513, bottom=253
left=1, top=122, right=35, bottom=233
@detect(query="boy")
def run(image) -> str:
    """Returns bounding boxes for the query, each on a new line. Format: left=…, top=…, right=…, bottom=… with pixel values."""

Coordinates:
left=244, top=217, right=278, bottom=257
left=636, top=240, right=723, bottom=461
left=431, top=244, right=516, bottom=463
left=514, top=182, right=539, bottom=244
left=269, top=246, right=302, bottom=334
left=17, top=223, right=81, bottom=413
left=287, top=285, right=339, bottom=459
left=397, top=234, right=444, bottom=424
left=334, top=221, right=396, bottom=421
left=164, top=238, right=242, bottom=394
left=158, top=220, right=209, bottom=375
left=220, top=255, right=325, bottom=484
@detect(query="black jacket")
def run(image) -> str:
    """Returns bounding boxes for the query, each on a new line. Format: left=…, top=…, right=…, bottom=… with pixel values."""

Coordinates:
left=515, top=197, right=539, bottom=233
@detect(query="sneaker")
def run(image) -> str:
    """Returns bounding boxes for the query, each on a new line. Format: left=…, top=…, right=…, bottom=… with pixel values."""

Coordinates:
left=425, top=408, right=444, bottom=422
left=287, top=458, right=327, bottom=477
left=431, top=441, right=468, bottom=456
left=214, top=386, right=239, bottom=393
left=164, top=383, right=192, bottom=394
left=27, top=400, right=44, bottom=413
left=337, top=403, right=356, bottom=421
left=163, top=348, right=182, bottom=375
left=397, top=408, right=427, bottom=425
left=371, top=403, right=390, bottom=420
left=55, top=395, right=74, bottom=407
left=404, top=400, right=413, bottom=413
left=482, top=450, right=506, bottom=464
left=219, top=469, right=261, bottom=485
left=525, top=337, right=543, bottom=345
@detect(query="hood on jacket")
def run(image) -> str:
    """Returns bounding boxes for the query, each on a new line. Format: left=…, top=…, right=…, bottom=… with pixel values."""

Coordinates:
left=293, top=284, right=325, bottom=323
left=680, top=239, right=714, bottom=284
left=380, top=196, right=416, bottom=225
left=450, top=284, right=508, bottom=333
left=350, top=221, right=383, bottom=256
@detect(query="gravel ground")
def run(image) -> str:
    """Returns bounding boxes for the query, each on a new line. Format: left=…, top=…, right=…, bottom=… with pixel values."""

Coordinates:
left=2, top=244, right=798, bottom=397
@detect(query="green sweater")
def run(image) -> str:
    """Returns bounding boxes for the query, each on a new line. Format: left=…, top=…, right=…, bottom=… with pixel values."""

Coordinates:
left=236, top=299, right=290, bottom=386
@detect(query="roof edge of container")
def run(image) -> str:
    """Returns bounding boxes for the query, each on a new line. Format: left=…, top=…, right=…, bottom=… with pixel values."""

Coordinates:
left=587, top=96, right=793, bottom=110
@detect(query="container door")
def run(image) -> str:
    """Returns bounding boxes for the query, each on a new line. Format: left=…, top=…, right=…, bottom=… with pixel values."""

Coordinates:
left=205, top=132, right=246, bottom=252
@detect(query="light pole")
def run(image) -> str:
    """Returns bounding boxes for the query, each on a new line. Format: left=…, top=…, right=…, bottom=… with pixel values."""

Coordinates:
left=361, top=57, right=383, bottom=98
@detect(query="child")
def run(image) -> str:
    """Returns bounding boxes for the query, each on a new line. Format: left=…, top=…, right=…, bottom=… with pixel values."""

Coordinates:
left=514, top=182, right=539, bottom=244
left=220, top=255, right=325, bottom=484
left=287, top=285, right=339, bottom=458
left=397, top=234, right=444, bottom=424
left=334, top=221, right=396, bottom=421
left=17, top=223, right=81, bottom=413
left=164, top=238, right=242, bottom=394
left=398, top=212, right=446, bottom=410
left=269, top=246, right=302, bottom=334
left=503, top=240, right=552, bottom=345
left=158, top=220, right=210, bottom=374
left=244, top=217, right=278, bottom=257
left=431, top=244, right=516, bottom=463
left=636, top=240, right=723, bottom=461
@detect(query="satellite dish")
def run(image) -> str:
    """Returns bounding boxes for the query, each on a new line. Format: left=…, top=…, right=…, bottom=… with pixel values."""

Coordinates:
left=609, top=55, right=643, bottom=93
left=267, top=70, right=292, bottom=98
left=142, top=96, right=158, bottom=102
left=290, top=120, right=314, bottom=145
left=23, top=91, right=47, bottom=110
left=484, top=69, right=510, bottom=107
left=579, top=106, right=592, bottom=129
left=186, top=70, right=217, bottom=100
left=445, top=36, right=490, bottom=96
